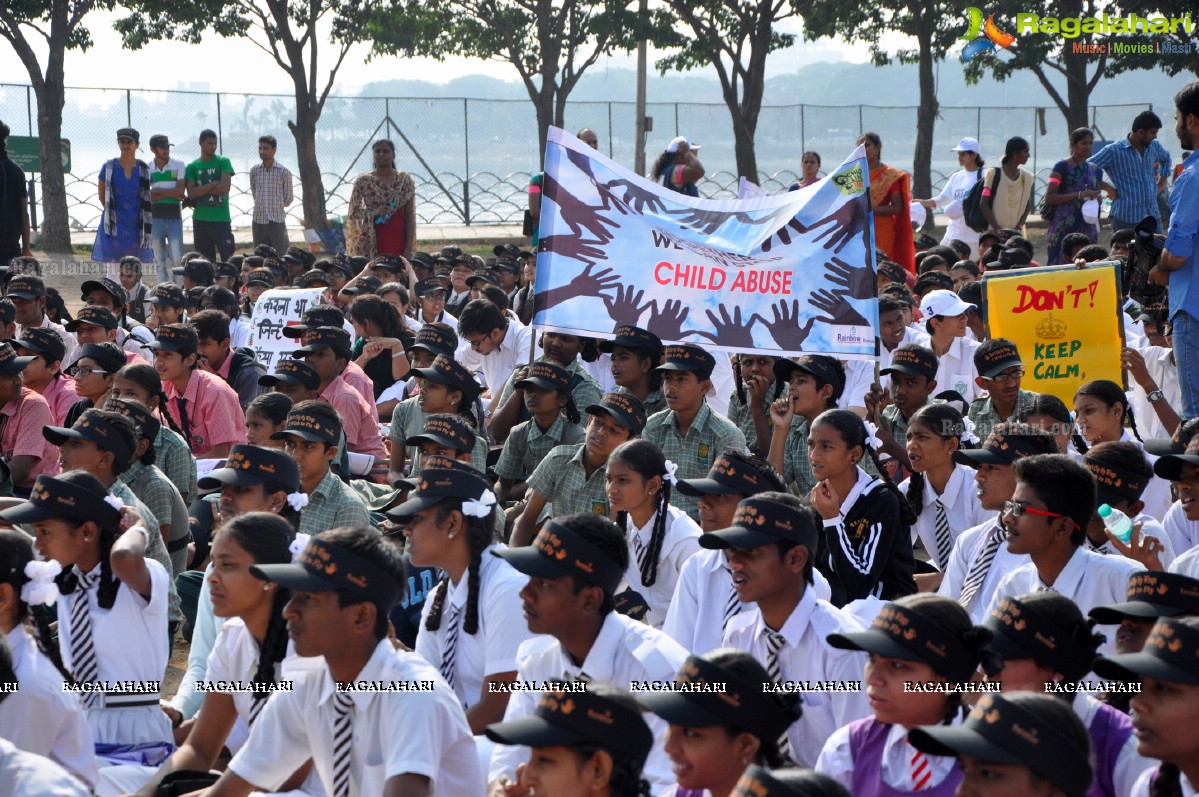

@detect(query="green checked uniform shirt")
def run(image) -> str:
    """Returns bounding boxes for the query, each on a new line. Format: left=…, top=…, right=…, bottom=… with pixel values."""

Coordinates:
left=155, top=425, right=198, bottom=504
left=389, top=397, right=490, bottom=476
left=299, top=470, right=372, bottom=535
left=615, top=386, right=668, bottom=417
left=726, top=381, right=783, bottom=454
left=497, top=358, right=604, bottom=414
left=780, top=417, right=817, bottom=498
left=968, top=389, right=1039, bottom=443
left=642, top=403, right=747, bottom=519
left=526, top=442, right=612, bottom=517
left=495, top=415, right=585, bottom=482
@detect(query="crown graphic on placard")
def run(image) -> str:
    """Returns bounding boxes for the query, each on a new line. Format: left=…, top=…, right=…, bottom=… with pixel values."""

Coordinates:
left=1035, top=313, right=1067, bottom=340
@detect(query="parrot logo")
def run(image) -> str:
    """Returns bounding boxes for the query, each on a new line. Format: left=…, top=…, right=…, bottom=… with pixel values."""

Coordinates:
left=960, top=7, right=1016, bottom=62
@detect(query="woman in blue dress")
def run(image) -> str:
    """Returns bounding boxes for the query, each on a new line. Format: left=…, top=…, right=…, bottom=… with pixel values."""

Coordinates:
left=92, top=128, right=153, bottom=264
left=1044, top=127, right=1116, bottom=265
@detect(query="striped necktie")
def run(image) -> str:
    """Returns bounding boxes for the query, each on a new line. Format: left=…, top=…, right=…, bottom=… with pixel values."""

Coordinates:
left=441, top=604, right=461, bottom=692
left=958, top=525, right=1004, bottom=609
left=722, top=568, right=741, bottom=630
left=631, top=531, right=647, bottom=570
left=763, top=629, right=792, bottom=760
left=331, top=692, right=355, bottom=797
left=69, top=570, right=99, bottom=708
left=933, top=499, right=952, bottom=570
left=249, top=694, right=269, bottom=726
left=910, top=744, right=933, bottom=791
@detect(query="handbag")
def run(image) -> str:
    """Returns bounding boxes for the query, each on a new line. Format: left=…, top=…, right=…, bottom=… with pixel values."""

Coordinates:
left=964, top=168, right=1002, bottom=233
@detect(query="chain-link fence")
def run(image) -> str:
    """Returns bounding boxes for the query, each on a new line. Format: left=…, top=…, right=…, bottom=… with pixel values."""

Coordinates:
left=0, top=83, right=1155, bottom=232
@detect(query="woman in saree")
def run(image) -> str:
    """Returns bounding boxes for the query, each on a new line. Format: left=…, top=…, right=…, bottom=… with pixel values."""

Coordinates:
left=859, top=132, right=915, bottom=273
left=1045, top=127, right=1115, bottom=265
left=345, top=138, right=417, bottom=260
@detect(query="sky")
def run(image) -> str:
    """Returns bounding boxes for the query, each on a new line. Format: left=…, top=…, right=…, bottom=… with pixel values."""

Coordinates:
left=0, top=9, right=874, bottom=97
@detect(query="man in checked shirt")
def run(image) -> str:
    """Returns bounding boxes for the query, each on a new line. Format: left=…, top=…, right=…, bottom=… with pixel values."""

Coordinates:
left=249, top=135, right=294, bottom=257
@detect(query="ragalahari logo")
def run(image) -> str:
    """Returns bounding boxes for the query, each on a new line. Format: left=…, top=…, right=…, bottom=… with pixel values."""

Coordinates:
left=960, top=7, right=1017, bottom=61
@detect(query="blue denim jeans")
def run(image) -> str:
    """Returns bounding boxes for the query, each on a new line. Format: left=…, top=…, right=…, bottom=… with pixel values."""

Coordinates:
left=1174, top=310, right=1199, bottom=420
left=151, top=217, right=183, bottom=283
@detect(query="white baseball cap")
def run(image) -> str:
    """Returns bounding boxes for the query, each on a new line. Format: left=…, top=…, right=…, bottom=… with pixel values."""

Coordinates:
left=910, top=201, right=927, bottom=227
left=667, top=136, right=699, bottom=154
left=950, top=138, right=981, bottom=155
left=920, top=289, right=976, bottom=318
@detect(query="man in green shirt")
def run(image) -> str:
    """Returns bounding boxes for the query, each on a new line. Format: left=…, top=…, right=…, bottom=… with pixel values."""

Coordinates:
left=185, top=129, right=235, bottom=261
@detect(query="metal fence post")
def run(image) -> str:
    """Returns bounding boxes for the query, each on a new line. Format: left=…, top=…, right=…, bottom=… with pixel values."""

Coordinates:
left=674, top=103, right=679, bottom=134
left=26, top=85, right=32, bottom=135
left=463, top=98, right=471, bottom=226
left=858, top=106, right=863, bottom=133
left=976, top=107, right=981, bottom=139
left=607, top=102, right=613, bottom=158
left=216, top=93, right=224, bottom=149
left=800, top=105, right=805, bottom=153
left=126, top=89, right=132, bottom=127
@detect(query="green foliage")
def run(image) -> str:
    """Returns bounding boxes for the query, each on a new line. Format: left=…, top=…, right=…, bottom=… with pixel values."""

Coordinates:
left=1102, top=0, right=1199, bottom=78
left=801, top=0, right=970, bottom=63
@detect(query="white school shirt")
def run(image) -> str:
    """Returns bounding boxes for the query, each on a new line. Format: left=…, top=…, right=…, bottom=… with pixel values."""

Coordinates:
left=1127, top=346, right=1180, bottom=441
left=0, top=738, right=89, bottom=797
left=116, top=327, right=151, bottom=365
left=1133, top=766, right=1199, bottom=796
left=838, top=359, right=874, bottom=411
left=1117, top=430, right=1174, bottom=522
left=937, top=518, right=1030, bottom=624
left=932, top=336, right=981, bottom=403
left=1086, top=513, right=1176, bottom=569
left=623, top=505, right=702, bottom=628
left=230, top=640, right=481, bottom=797
left=169, top=564, right=224, bottom=719
left=1163, top=501, right=1199, bottom=561
left=817, top=720, right=958, bottom=792
left=58, top=559, right=172, bottom=746
left=205, top=617, right=306, bottom=728
left=488, top=611, right=688, bottom=794
left=900, top=464, right=995, bottom=570
left=879, top=327, right=932, bottom=390
left=722, top=589, right=871, bottom=767
left=934, top=168, right=984, bottom=255
left=457, top=319, right=533, bottom=395
left=985, top=547, right=1145, bottom=657
left=582, top=353, right=617, bottom=394
left=662, top=548, right=833, bottom=656
left=1076, top=694, right=1156, bottom=796
left=0, top=625, right=97, bottom=789
left=414, top=544, right=534, bottom=708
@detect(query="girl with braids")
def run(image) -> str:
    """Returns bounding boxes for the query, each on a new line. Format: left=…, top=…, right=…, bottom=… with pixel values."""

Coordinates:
left=122, top=513, right=314, bottom=797
left=605, top=439, right=701, bottom=628
left=243, top=391, right=293, bottom=448
left=0, top=530, right=96, bottom=789
left=495, top=362, right=585, bottom=504
left=1074, top=379, right=1173, bottom=520
left=112, top=362, right=196, bottom=504
left=817, top=593, right=1004, bottom=795
left=982, top=591, right=1156, bottom=796
left=643, top=649, right=802, bottom=797
left=486, top=683, right=655, bottom=797
left=1019, top=392, right=1090, bottom=457
left=807, top=409, right=918, bottom=606
left=0, top=470, right=172, bottom=749
left=393, top=463, right=532, bottom=732
left=898, top=404, right=990, bottom=584
left=728, top=353, right=780, bottom=455
left=406, top=354, right=490, bottom=467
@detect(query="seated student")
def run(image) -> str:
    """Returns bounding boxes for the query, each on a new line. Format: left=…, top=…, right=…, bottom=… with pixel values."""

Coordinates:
left=869, top=344, right=938, bottom=474
left=0, top=730, right=89, bottom=796
left=110, top=363, right=196, bottom=505
left=401, top=358, right=490, bottom=470
left=0, top=471, right=172, bottom=752
left=494, top=362, right=585, bottom=505
left=968, top=339, right=1039, bottom=442
left=281, top=305, right=377, bottom=411
left=489, top=513, right=687, bottom=795
left=108, top=398, right=190, bottom=580
left=244, top=391, right=292, bottom=448
left=1125, top=308, right=1181, bottom=440
left=642, top=344, right=747, bottom=521
left=986, top=453, right=1145, bottom=655
left=641, top=650, right=802, bottom=797
left=13, top=327, right=78, bottom=426
left=940, top=424, right=1063, bottom=621
left=920, top=289, right=981, bottom=404
left=512, top=393, right=646, bottom=547
left=258, top=357, right=321, bottom=407
left=146, top=283, right=186, bottom=332
left=704, top=492, right=871, bottom=767
left=0, top=531, right=96, bottom=789
left=806, top=409, right=918, bottom=606
left=1061, top=231, right=1094, bottom=264
left=984, top=592, right=1156, bottom=796
left=1093, top=616, right=1199, bottom=796
left=1082, top=441, right=1174, bottom=567
left=150, top=324, right=245, bottom=458
left=1019, top=392, right=1088, bottom=457
left=908, top=692, right=1093, bottom=797
left=203, top=526, right=482, bottom=797
left=188, top=309, right=265, bottom=411
left=117, top=256, right=151, bottom=325
left=486, top=685, right=655, bottom=797
left=457, top=298, right=534, bottom=415
left=878, top=298, right=931, bottom=390
left=385, top=322, right=459, bottom=482
left=900, top=403, right=992, bottom=581
left=817, top=594, right=1004, bottom=794
left=62, top=341, right=126, bottom=428
left=767, top=356, right=845, bottom=498
left=606, top=439, right=702, bottom=628
left=0, top=342, right=59, bottom=494
left=390, top=465, right=532, bottom=732
left=197, top=285, right=251, bottom=349
left=488, top=332, right=602, bottom=445
left=9, top=274, right=79, bottom=367
left=348, top=294, right=412, bottom=401
left=733, top=765, right=850, bottom=797
left=273, top=400, right=371, bottom=535
left=66, top=305, right=141, bottom=368
left=289, top=326, right=388, bottom=477
left=1074, top=379, right=1173, bottom=520
left=412, top=276, right=455, bottom=326
left=602, top=325, right=668, bottom=417
left=728, top=352, right=781, bottom=455
left=1157, top=441, right=1199, bottom=577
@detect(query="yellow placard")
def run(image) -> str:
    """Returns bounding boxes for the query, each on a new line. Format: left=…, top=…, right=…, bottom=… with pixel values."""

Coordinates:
left=982, top=262, right=1126, bottom=404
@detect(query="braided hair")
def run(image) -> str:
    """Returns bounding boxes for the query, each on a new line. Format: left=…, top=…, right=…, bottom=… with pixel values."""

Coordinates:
left=1017, top=393, right=1090, bottom=455
left=813, top=409, right=917, bottom=526
left=423, top=496, right=499, bottom=635
left=115, top=362, right=186, bottom=439
left=0, top=530, right=72, bottom=683
left=707, top=648, right=803, bottom=767
left=904, top=403, right=971, bottom=520
left=51, top=470, right=124, bottom=610
left=219, top=513, right=293, bottom=715
left=609, top=439, right=673, bottom=588
left=1076, top=379, right=1142, bottom=442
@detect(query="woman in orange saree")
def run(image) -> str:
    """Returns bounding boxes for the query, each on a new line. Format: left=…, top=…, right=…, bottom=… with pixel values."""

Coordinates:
left=858, top=132, right=916, bottom=273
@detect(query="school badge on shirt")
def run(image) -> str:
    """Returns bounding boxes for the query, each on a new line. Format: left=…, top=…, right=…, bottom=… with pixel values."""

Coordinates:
left=698, top=444, right=710, bottom=462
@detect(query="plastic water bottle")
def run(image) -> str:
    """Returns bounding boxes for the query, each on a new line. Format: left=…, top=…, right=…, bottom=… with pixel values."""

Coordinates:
left=1098, top=504, right=1133, bottom=545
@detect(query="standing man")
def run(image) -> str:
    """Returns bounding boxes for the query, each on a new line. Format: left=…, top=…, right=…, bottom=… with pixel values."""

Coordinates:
left=0, top=122, right=31, bottom=268
left=1089, top=110, right=1172, bottom=233
left=185, top=129, right=234, bottom=261
left=147, top=134, right=185, bottom=285
left=1154, top=82, right=1199, bottom=422
left=249, top=135, right=293, bottom=256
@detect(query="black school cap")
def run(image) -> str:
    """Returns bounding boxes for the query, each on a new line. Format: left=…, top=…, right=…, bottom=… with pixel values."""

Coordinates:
left=495, top=518, right=625, bottom=594
left=485, top=688, right=653, bottom=766
left=197, top=444, right=300, bottom=492
left=640, top=654, right=792, bottom=739
left=700, top=496, right=819, bottom=552
left=677, top=452, right=776, bottom=497
left=1090, top=571, right=1199, bottom=624
left=656, top=344, right=715, bottom=380
left=597, top=325, right=663, bottom=356
left=0, top=472, right=121, bottom=527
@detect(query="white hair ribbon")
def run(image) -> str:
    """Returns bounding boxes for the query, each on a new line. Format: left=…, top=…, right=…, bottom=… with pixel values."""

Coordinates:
left=21, top=560, right=62, bottom=607
left=662, top=460, right=679, bottom=486
left=960, top=416, right=980, bottom=446
left=286, top=492, right=309, bottom=512
left=289, top=533, right=311, bottom=563
left=104, top=495, right=125, bottom=512
left=863, top=421, right=884, bottom=451
left=462, top=490, right=497, bottom=519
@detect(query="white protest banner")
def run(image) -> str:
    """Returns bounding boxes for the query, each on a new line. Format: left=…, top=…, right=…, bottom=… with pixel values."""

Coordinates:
left=246, top=288, right=327, bottom=372
left=533, top=127, right=879, bottom=359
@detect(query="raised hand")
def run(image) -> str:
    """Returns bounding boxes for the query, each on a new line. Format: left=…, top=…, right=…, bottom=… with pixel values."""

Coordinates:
left=601, top=178, right=670, bottom=216
left=753, top=300, right=816, bottom=351
left=769, top=394, right=795, bottom=430
left=694, top=304, right=757, bottom=348
left=532, top=263, right=621, bottom=316
left=863, top=383, right=892, bottom=425
left=762, top=195, right=869, bottom=254
left=645, top=299, right=691, bottom=342
left=809, top=289, right=870, bottom=328
left=824, top=256, right=876, bottom=301
left=602, top=284, right=651, bottom=327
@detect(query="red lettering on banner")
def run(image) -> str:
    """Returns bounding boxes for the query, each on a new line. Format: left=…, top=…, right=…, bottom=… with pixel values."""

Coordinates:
left=1012, top=279, right=1100, bottom=314
left=653, top=262, right=790, bottom=294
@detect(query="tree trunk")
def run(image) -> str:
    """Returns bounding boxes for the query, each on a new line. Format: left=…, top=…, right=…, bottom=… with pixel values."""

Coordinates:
left=912, top=26, right=938, bottom=228
left=35, top=76, right=71, bottom=253
left=535, top=83, right=556, bottom=169
left=731, top=115, right=759, bottom=184
left=288, top=104, right=327, bottom=232
left=1065, top=55, right=1091, bottom=132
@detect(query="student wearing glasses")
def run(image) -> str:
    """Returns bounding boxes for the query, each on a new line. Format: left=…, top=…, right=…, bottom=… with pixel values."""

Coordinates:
left=967, top=340, right=1039, bottom=442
